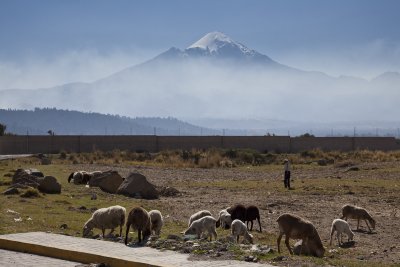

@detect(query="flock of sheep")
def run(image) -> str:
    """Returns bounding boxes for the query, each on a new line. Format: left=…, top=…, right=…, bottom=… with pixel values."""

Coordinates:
left=82, top=202, right=376, bottom=258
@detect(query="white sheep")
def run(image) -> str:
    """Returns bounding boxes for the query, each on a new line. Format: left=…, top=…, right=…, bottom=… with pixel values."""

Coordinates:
left=184, top=215, right=217, bottom=241
left=231, top=219, right=254, bottom=244
left=83, top=205, right=126, bottom=238
left=148, top=210, right=164, bottom=236
left=188, top=210, right=212, bottom=227
left=330, top=218, right=354, bottom=246
left=217, top=209, right=232, bottom=229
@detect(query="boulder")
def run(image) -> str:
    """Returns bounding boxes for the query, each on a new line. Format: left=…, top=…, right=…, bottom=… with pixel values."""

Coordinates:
left=3, top=187, right=19, bottom=195
left=117, top=172, right=159, bottom=199
left=41, top=157, right=52, bottom=165
left=98, top=172, right=124, bottom=194
left=38, top=176, right=61, bottom=194
left=89, top=171, right=118, bottom=187
left=25, top=168, right=44, bottom=177
left=12, top=169, right=41, bottom=188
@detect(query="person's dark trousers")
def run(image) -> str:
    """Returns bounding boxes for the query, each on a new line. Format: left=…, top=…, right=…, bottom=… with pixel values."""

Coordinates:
left=284, top=171, right=291, bottom=189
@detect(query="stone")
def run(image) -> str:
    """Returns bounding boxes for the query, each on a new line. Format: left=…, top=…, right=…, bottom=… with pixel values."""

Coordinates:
left=167, top=234, right=182, bottom=241
left=117, top=172, right=159, bottom=199
left=3, top=187, right=19, bottom=195
left=317, top=159, right=327, bottom=166
left=38, top=176, right=61, bottom=194
left=97, top=171, right=124, bottom=194
left=41, top=158, right=52, bottom=165
left=25, top=168, right=44, bottom=177
left=12, top=169, right=41, bottom=188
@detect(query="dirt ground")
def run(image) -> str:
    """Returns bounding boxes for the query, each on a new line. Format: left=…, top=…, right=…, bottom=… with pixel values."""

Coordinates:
left=76, top=161, right=400, bottom=266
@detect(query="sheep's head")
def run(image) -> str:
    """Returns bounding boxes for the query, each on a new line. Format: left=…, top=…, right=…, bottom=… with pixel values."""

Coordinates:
left=184, top=226, right=196, bottom=235
left=82, top=221, right=94, bottom=237
left=348, top=230, right=355, bottom=241
left=247, top=233, right=254, bottom=244
left=370, top=218, right=376, bottom=230
left=315, top=246, right=325, bottom=258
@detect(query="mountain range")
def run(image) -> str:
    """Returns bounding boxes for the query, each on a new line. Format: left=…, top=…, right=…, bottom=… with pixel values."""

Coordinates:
left=0, top=108, right=218, bottom=136
left=0, top=31, right=399, bottom=126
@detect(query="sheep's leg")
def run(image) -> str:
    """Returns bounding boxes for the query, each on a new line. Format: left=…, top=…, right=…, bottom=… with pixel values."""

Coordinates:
left=257, top=217, right=262, bottom=232
left=338, top=233, right=342, bottom=245
left=108, top=228, right=115, bottom=236
left=250, top=220, right=254, bottom=231
left=329, top=226, right=335, bottom=245
left=246, top=221, right=250, bottom=230
left=212, top=229, right=217, bottom=241
left=277, top=233, right=283, bottom=253
left=357, top=219, right=360, bottom=230
left=237, top=235, right=240, bottom=243
left=101, top=228, right=105, bottom=238
left=125, top=223, right=131, bottom=245
left=119, top=224, right=123, bottom=237
left=138, top=230, right=142, bottom=243
left=285, top=236, right=293, bottom=255
left=365, top=219, right=372, bottom=232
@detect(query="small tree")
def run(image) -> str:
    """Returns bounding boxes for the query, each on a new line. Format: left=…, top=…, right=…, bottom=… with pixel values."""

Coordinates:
left=0, top=123, right=6, bottom=136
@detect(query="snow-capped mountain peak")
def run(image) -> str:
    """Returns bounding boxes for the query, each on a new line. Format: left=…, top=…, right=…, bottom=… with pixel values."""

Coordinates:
left=187, top=31, right=256, bottom=56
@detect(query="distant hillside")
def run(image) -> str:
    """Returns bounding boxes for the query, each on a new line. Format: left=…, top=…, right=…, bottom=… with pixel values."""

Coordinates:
left=0, top=108, right=217, bottom=135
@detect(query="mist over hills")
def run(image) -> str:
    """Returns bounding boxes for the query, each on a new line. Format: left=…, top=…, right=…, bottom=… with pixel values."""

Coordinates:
left=0, top=108, right=218, bottom=136
left=0, top=32, right=399, bottom=130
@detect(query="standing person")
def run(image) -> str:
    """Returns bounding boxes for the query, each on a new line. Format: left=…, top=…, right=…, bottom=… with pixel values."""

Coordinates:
left=283, top=159, right=291, bottom=189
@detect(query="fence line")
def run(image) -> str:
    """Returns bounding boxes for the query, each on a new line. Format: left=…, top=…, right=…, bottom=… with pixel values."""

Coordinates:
left=0, top=135, right=399, bottom=155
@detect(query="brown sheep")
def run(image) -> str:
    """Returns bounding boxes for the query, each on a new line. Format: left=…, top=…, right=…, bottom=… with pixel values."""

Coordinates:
left=245, top=205, right=262, bottom=232
left=125, top=207, right=151, bottom=245
left=341, top=204, right=375, bottom=232
left=277, top=213, right=325, bottom=258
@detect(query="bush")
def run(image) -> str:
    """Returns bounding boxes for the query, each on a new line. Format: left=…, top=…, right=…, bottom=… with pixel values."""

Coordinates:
left=21, top=188, right=41, bottom=198
left=59, top=150, right=67, bottom=159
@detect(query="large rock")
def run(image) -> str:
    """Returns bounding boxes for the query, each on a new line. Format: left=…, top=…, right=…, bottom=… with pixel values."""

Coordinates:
left=117, top=172, right=159, bottom=199
left=98, top=172, right=124, bottom=194
left=25, top=168, right=44, bottom=178
left=12, top=169, right=41, bottom=188
left=38, top=176, right=61, bottom=194
left=89, top=171, right=117, bottom=187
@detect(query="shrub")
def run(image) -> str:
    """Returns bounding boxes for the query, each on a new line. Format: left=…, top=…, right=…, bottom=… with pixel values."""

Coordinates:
left=21, top=188, right=41, bottom=198
left=59, top=150, right=67, bottom=159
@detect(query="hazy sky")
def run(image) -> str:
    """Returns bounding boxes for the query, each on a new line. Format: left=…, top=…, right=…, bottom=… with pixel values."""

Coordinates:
left=1, top=0, right=400, bottom=89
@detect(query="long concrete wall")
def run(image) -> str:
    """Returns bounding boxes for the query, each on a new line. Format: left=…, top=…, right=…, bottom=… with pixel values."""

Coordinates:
left=0, top=135, right=399, bottom=155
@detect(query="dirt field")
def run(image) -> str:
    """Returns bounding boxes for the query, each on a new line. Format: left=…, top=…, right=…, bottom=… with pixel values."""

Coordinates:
left=1, top=155, right=400, bottom=266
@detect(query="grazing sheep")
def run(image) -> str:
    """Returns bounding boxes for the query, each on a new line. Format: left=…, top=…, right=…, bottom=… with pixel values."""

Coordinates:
left=68, top=171, right=91, bottom=184
left=188, top=210, right=212, bottom=227
left=245, top=205, right=262, bottom=232
left=216, top=209, right=232, bottom=229
left=184, top=215, right=217, bottom=241
left=227, top=204, right=246, bottom=222
left=231, top=219, right=254, bottom=244
left=341, top=204, right=375, bottom=232
left=148, top=210, right=164, bottom=236
left=83, top=205, right=126, bottom=238
left=330, top=219, right=354, bottom=246
left=277, top=213, right=325, bottom=257
left=125, top=207, right=151, bottom=244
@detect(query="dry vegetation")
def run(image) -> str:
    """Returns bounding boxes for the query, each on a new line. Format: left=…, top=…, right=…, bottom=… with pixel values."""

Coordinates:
left=1, top=149, right=400, bottom=267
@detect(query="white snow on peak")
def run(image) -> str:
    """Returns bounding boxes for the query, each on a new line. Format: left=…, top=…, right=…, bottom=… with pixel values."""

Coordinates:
left=187, top=31, right=255, bottom=55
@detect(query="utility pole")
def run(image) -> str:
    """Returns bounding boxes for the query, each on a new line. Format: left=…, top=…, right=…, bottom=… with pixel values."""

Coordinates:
left=153, top=127, right=156, bottom=136
left=353, top=127, right=356, bottom=137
